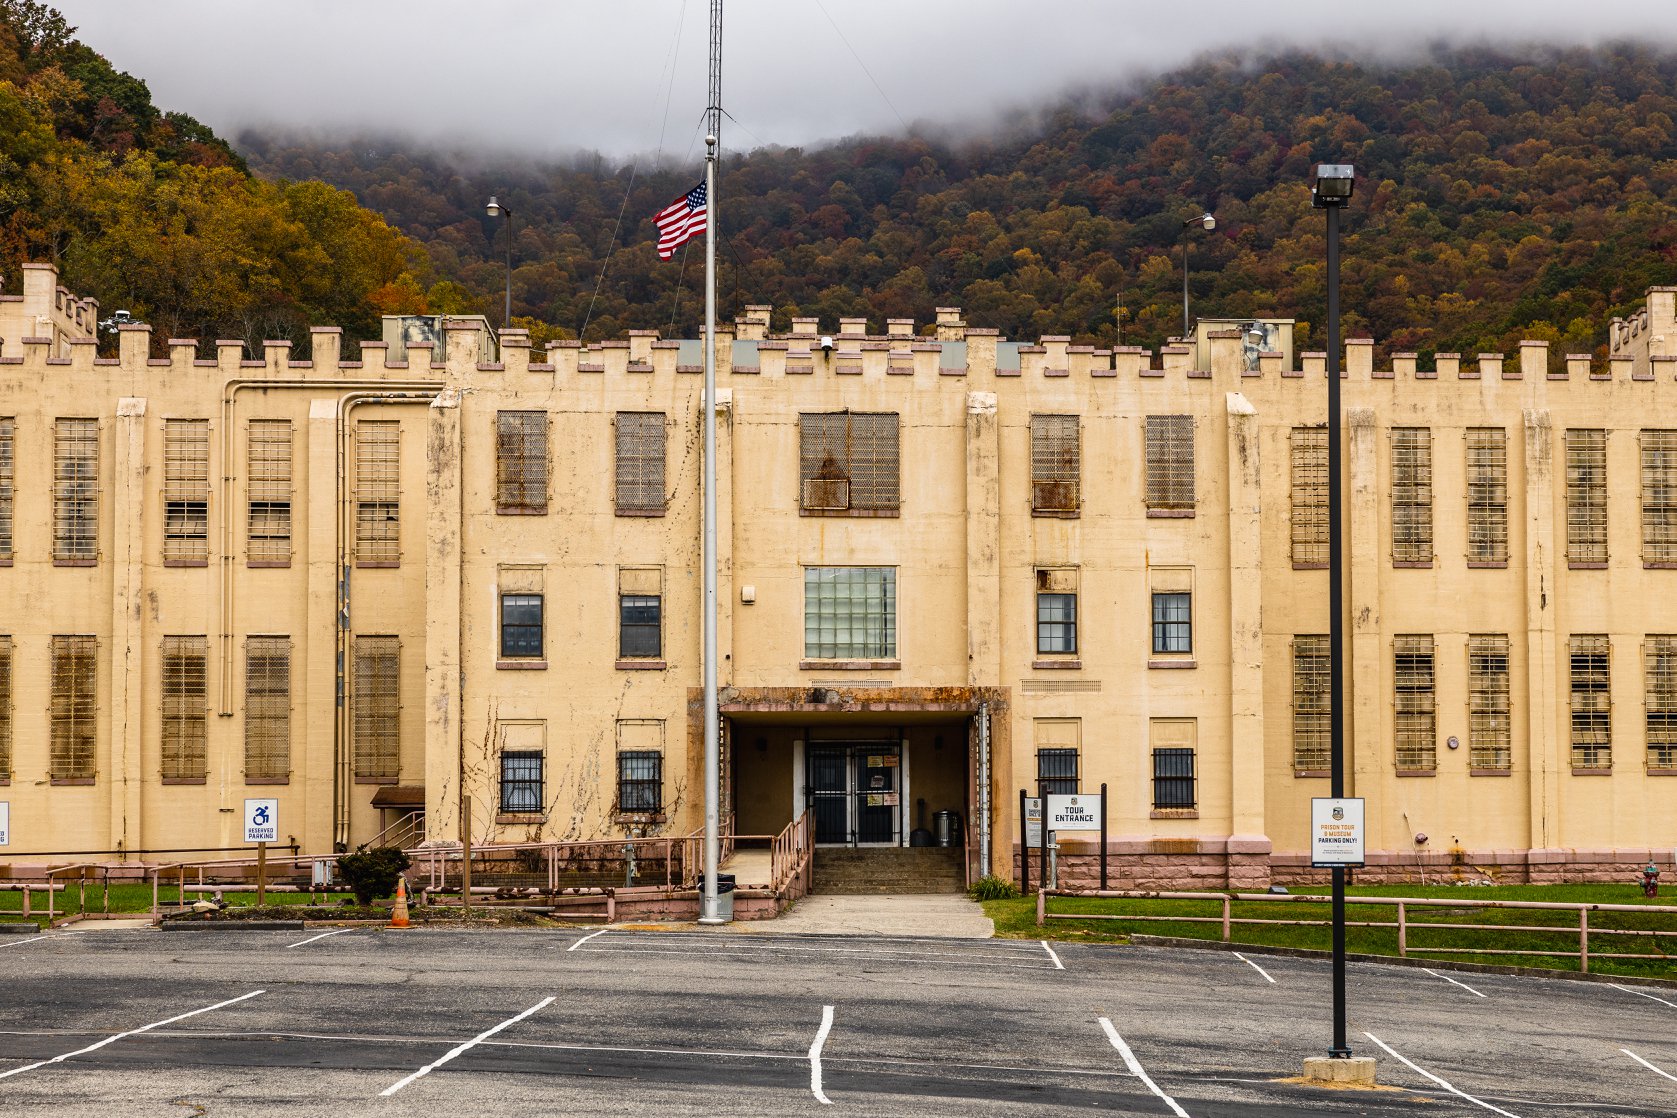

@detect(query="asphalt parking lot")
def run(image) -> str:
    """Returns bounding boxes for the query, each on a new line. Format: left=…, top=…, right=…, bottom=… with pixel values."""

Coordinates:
left=1, top=925, right=1673, bottom=1116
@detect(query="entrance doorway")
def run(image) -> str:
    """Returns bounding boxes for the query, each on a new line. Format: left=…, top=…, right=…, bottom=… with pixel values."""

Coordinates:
left=808, top=744, right=901, bottom=846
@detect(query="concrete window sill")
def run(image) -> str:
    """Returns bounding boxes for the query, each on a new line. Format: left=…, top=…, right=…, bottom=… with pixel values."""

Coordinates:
left=354, top=775, right=400, bottom=785
left=1571, top=766, right=1613, bottom=776
left=1293, top=769, right=1330, bottom=779
left=1145, top=509, right=1195, bottom=519
left=1030, top=659, right=1081, bottom=670
left=1148, top=659, right=1197, bottom=670
left=1150, top=808, right=1199, bottom=819
left=800, top=659, right=900, bottom=671
left=496, top=659, right=548, bottom=671
left=495, top=813, right=546, bottom=826
left=244, top=776, right=290, bottom=785
left=160, top=776, right=207, bottom=785
left=616, top=660, right=667, bottom=671
left=1395, top=769, right=1437, bottom=777
left=50, top=777, right=96, bottom=786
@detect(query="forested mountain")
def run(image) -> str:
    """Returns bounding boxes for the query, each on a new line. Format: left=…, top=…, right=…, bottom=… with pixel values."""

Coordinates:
left=0, top=0, right=428, bottom=349
left=243, top=44, right=1677, bottom=359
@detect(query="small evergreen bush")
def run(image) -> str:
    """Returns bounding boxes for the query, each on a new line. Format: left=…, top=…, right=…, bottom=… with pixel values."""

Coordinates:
left=968, top=874, right=1021, bottom=901
left=335, top=847, right=412, bottom=906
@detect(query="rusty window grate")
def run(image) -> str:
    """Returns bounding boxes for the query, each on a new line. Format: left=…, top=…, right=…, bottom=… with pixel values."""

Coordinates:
left=617, top=750, right=663, bottom=813
left=161, top=636, right=208, bottom=780
left=0, top=417, right=14, bottom=560
left=615, top=411, right=665, bottom=513
left=1394, top=634, right=1436, bottom=772
left=1642, top=431, right=1677, bottom=563
left=1468, top=634, right=1511, bottom=770
left=54, top=418, right=98, bottom=562
left=1292, top=634, right=1330, bottom=771
left=1290, top=427, right=1328, bottom=565
left=804, top=566, right=895, bottom=659
left=1566, top=429, right=1607, bottom=564
left=50, top=635, right=96, bottom=780
left=0, top=636, right=11, bottom=778
left=501, top=751, right=544, bottom=813
left=352, top=635, right=401, bottom=780
left=1570, top=634, right=1611, bottom=769
left=355, top=420, right=400, bottom=564
left=799, top=412, right=900, bottom=513
left=1466, top=428, right=1508, bottom=564
left=244, top=636, right=291, bottom=780
left=496, top=411, right=548, bottom=513
left=1645, top=636, right=1677, bottom=770
left=1144, top=415, right=1195, bottom=511
left=1391, top=427, right=1432, bottom=564
left=163, top=419, right=210, bottom=563
left=247, top=420, right=292, bottom=563
left=1029, top=414, right=1080, bottom=513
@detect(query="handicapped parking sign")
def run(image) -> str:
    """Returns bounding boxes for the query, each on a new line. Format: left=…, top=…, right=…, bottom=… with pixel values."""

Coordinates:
left=244, top=798, right=279, bottom=844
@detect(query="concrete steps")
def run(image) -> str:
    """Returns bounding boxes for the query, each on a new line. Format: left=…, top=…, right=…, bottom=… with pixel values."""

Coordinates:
left=812, top=847, right=967, bottom=895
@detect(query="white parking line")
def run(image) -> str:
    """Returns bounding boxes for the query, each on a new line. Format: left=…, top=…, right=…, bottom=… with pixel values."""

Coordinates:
left=1231, top=953, right=1275, bottom=984
left=561, top=928, right=611, bottom=952
left=1422, top=968, right=1486, bottom=998
left=0, top=932, right=86, bottom=949
left=1362, top=1032, right=1521, bottom=1117
left=809, top=1005, right=835, bottom=1106
left=1099, top=1018, right=1189, bottom=1118
left=378, top=997, right=554, bottom=1097
left=1041, top=941, right=1065, bottom=970
left=285, top=929, right=355, bottom=949
left=0, top=990, right=264, bottom=1081
left=1622, top=1048, right=1677, bottom=1083
left=1610, top=983, right=1677, bottom=1009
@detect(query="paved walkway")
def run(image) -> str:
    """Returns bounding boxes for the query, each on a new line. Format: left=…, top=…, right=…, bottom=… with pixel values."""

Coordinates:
left=756, top=893, right=993, bottom=938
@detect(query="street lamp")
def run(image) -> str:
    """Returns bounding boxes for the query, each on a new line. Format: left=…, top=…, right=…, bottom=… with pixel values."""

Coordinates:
left=1180, top=211, right=1215, bottom=340
left=485, top=195, right=514, bottom=330
left=1312, top=161, right=1354, bottom=1063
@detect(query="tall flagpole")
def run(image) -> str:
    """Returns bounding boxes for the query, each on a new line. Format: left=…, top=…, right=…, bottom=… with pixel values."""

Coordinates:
left=698, top=0, right=725, bottom=925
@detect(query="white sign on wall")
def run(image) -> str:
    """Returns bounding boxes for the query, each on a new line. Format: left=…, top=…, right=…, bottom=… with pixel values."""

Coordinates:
left=243, top=798, right=279, bottom=844
left=1311, top=798, right=1365, bottom=867
left=1046, top=793, right=1102, bottom=832
left=0, top=801, right=9, bottom=847
left=1024, top=797, right=1043, bottom=848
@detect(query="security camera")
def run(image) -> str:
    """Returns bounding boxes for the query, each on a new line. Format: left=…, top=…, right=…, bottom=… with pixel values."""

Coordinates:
left=820, top=335, right=834, bottom=354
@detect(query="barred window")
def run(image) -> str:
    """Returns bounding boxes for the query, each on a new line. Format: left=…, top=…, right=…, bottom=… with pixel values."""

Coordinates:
left=500, top=751, right=544, bottom=813
left=1468, top=634, right=1511, bottom=771
left=161, top=636, right=208, bottom=781
left=1151, top=592, right=1192, bottom=654
left=354, top=420, right=400, bottom=565
left=1144, top=414, right=1195, bottom=512
left=1391, top=427, right=1432, bottom=564
left=804, top=567, right=896, bottom=659
left=1570, top=634, right=1611, bottom=769
left=352, top=635, right=401, bottom=780
left=1566, top=429, right=1607, bottom=564
left=617, top=750, right=663, bottom=813
left=496, top=411, right=548, bottom=513
left=247, top=420, right=292, bottom=564
left=799, top=412, right=900, bottom=513
left=1394, top=635, right=1436, bottom=772
left=1646, top=636, right=1677, bottom=770
left=1466, top=428, right=1508, bottom=565
left=0, top=417, right=14, bottom=560
left=1290, top=427, right=1328, bottom=566
left=54, top=418, right=98, bottom=562
left=1151, top=749, right=1196, bottom=809
left=163, top=419, right=209, bottom=563
left=1641, top=431, right=1677, bottom=563
left=1036, top=748, right=1079, bottom=797
left=244, top=636, right=291, bottom=781
left=1030, top=414, right=1080, bottom=514
left=615, top=412, right=666, bottom=514
left=0, top=636, right=11, bottom=779
left=1292, top=635, right=1330, bottom=772
left=619, top=595, right=662, bottom=659
left=50, top=635, right=96, bottom=781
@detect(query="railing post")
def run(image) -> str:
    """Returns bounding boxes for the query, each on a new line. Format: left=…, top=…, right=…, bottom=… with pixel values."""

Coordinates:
left=1222, top=894, right=1231, bottom=942
left=1580, top=907, right=1590, bottom=973
left=151, top=870, right=159, bottom=917
left=1398, top=900, right=1407, bottom=957
left=47, top=872, right=55, bottom=923
left=21, top=884, right=31, bottom=918
left=1036, top=887, right=1045, bottom=926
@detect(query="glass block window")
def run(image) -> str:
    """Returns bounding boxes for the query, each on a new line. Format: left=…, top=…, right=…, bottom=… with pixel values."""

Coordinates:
left=163, top=419, right=209, bottom=563
left=1468, top=634, right=1511, bottom=771
left=1391, top=427, right=1432, bottom=564
left=617, top=750, right=663, bottom=813
left=54, top=418, right=99, bottom=562
left=1151, top=749, right=1196, bottom=809
left=1394, top=635, right=1437, bottom=772
left=160, top=636, right=208, bottom=780
left=799, top=412, right=900, bottom=513
left=500, top=751, right=544, bottom=813
left=1566, top=429, right=1607, bottom=564
left=0, top=417, right=14, bottom=561
left=615, top=412, right=666, bottom=514
left=244, top=636, right=291, bottom=781
left=1570, top=634, right=1611, bottom=769
left=50, top=635, right=97, bottom=780
left=247, top=419, right=292, bottom=564
left=1466, top=428, right=1508, bottom=564
left=1641, top=430, right=1677, bottom=564
left=354, top=420, right=400, bottom=565
left=1151, top=592, right=1192, bottom=654
left=1292, top=635, right=1330, bottom=772
left=496, top=411, right=548, bottom=514
left=804, top=567, right=896, bottom=659
left=1029, top=414, right=1080, bottom=514
left=1290, top=427, right=1328, bottom=566
left=1036, top=748, right=1079, bottom=797
left=352, top=635, right=401, bottom=780
left=1144, top=414, right=1195, bottom=512
left=1646, top=635, right=1677, bottom=770
left=500, top=593, right=544, bottom=659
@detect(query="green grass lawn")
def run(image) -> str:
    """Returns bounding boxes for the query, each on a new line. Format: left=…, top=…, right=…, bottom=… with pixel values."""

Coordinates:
left=983, top=883, right=1677, bottom=980
left=0, top=883, right=359, bottom=928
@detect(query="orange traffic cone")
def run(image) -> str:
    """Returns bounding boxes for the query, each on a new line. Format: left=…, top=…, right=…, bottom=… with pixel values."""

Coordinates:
left=389, top=874, right=411, bottom=929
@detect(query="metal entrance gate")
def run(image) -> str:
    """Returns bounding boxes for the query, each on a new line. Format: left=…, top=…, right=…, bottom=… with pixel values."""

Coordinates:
left=808, top=744, right=901, bottom=846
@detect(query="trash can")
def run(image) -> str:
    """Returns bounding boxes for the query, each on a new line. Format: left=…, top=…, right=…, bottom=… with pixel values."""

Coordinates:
left=933, top=810, right=963, bottom=848
left=698, top=873, right=736, bottom=921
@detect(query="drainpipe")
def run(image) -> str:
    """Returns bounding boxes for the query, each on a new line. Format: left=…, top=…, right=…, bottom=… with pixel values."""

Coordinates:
left=977, top=702, right=991, bottom=877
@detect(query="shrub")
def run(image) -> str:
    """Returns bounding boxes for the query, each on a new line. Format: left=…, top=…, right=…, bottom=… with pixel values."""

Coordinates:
left=335, top=847, right=412, bottom=906
left=969, top=874, right=1021, bottom=901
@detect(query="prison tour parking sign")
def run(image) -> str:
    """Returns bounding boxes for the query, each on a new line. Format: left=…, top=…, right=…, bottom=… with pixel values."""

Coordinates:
left=244, top=798, right=279, bottom=844
left=0, top=801, right=9, bottom=846
left=1311, top=798, right=1365, bottom=867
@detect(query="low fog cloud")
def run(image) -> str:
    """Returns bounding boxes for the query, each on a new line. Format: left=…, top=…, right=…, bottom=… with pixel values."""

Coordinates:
left=52, top=0, right=1677, bottom=160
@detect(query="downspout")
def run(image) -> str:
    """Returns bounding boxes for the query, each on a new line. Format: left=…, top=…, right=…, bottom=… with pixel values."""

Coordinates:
left=977, top=701, right=991, bottom=878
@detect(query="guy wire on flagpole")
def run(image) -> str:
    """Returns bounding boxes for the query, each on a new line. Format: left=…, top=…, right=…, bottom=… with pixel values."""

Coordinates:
left=698, top=0, right=725, bottom=925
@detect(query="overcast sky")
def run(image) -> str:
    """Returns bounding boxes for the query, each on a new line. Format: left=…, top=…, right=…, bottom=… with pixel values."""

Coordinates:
left=50, top=1, right=1677, bottom=160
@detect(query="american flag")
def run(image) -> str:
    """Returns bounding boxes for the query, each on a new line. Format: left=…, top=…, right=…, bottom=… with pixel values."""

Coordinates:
left=654, top=181, right=708, bottom=260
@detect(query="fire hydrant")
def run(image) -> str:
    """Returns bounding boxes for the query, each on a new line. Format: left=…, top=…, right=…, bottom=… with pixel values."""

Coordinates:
left=1641, top=863, right=1661, bottom=898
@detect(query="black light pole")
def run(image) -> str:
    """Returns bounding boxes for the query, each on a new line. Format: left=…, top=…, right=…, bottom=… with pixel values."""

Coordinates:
left=485, top=195, right=514, bottom=329
left=1180, top=211, right=1215, bottom=339
left=1312, top=161, right=1355, bottom=1060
